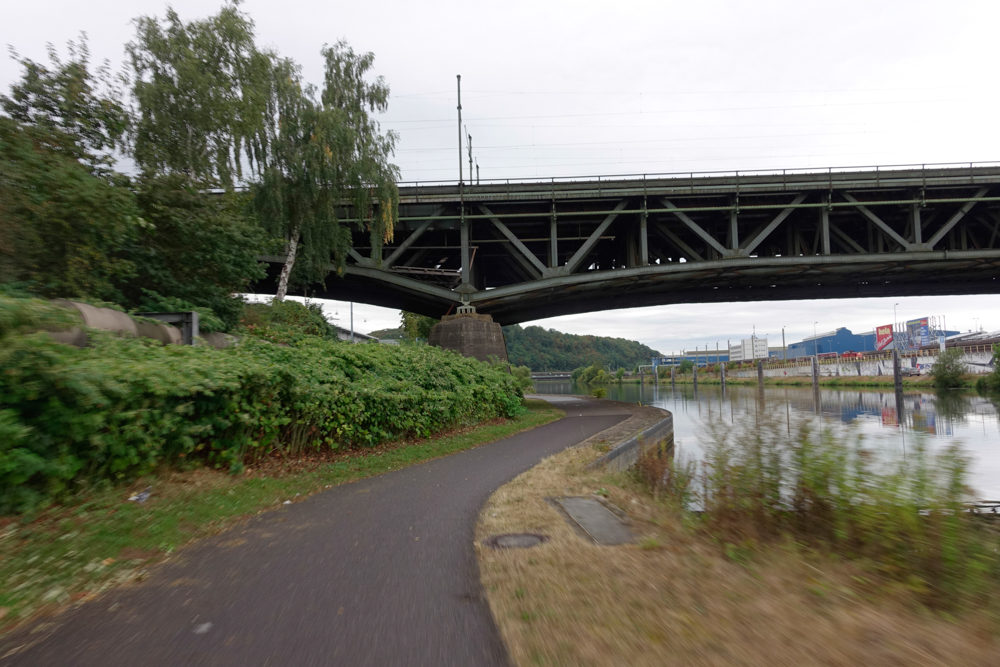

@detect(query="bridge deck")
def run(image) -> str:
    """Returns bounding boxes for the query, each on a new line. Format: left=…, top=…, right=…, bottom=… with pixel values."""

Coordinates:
left=254, top=163, right=1000, bottom=324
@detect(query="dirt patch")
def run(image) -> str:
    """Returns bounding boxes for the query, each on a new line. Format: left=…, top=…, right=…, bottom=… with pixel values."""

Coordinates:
left=476, top=429, right=1000, bottom=666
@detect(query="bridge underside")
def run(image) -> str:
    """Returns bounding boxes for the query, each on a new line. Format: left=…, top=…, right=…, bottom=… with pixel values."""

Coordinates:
left=254, top=165, right=1000, bottom=325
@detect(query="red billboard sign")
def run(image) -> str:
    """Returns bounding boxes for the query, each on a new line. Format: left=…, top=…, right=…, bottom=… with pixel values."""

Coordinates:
left=875, top=324, right=893, bottom=351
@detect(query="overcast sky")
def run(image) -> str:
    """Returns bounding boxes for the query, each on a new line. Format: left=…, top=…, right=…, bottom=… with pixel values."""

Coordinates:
left=6, top=0, right=1000, bottom=351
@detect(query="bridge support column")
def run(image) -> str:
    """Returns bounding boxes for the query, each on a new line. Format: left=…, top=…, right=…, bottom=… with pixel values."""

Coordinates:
left=549, top=203, right=558, bottom=268
left=460, top=212, right=470, bottom=287
left=428, top=311, right=509, bottom=364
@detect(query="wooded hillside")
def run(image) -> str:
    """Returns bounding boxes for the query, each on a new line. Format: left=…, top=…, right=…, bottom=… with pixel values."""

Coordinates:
left=502, top=324, right=660, bottom=371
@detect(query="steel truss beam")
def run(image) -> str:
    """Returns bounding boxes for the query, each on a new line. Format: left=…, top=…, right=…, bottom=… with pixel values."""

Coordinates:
left=251, top=165, right=1000, bottom=324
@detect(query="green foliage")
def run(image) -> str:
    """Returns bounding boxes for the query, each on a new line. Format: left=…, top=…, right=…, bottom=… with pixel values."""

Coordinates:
left=931, top=348, right=967, bottom=388
left=0, top=117, right=141, bottom=301
left=0, top=331, right=522, bottom=513
left=590, top=387, right=607, bottom=399
left=975, top=345, right=1000, bottom=393
left=502, top=324, right=660, bottom=372
left=1, top=35, right=128, bottom=173
left=368, top=326, right=405, bottom=340
left=1, top=36, right=139, bottom=302
left=401, top=311, right=438, bottom=341
left=511, top=365, right=534, bottom=393
left=615, top=367, right=625, bottom=381
left=127, top=3, right=273, bottom=186
left=0, top=297, right=79, bottom=340
left=238, top=299, right=338, bottom=344
left=694, top=416, right=994, bottom=607
left=573, top=362, right=607, bottom=384
left=250, top=43, right=399, bottom=296
left=119, top=174, right=267, bottom=331
left=679, top=359, right=694, bottom=373
left=135, top=289, right=226, bottom=334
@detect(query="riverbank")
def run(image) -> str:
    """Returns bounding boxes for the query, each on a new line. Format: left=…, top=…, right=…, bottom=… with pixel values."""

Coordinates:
left=0, top=399, right=562, bottom=634
left=477, top=398, right=1000, bottom=667
left=611, top=374, right=977, bottom=388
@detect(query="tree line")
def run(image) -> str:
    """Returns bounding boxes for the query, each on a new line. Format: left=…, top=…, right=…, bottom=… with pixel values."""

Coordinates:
left=0, top=2, right=398, bottom=329
left=502, top=324, right=661, bottom=371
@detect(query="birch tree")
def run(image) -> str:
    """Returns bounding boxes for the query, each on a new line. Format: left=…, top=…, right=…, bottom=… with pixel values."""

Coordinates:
left=252, top=42, right=399, bottom=300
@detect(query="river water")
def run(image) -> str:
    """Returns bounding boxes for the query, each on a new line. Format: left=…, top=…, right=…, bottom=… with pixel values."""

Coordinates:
left=532, top=382, right=1000, bottom=501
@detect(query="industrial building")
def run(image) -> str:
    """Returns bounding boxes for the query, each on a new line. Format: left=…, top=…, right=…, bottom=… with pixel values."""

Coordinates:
left=782, top=325, right=960, bottom=359
left=729, top=337, right=769, bottom=362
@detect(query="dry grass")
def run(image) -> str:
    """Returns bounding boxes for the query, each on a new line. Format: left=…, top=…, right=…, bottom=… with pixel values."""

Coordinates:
left=476, top=435, right=1000, bottom=666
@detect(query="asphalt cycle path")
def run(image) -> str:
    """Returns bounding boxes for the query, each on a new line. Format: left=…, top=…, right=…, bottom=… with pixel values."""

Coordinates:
left=3, top=397, right=628, bottom=667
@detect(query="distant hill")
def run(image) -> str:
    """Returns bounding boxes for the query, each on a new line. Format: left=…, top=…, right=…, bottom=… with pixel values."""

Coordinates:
left=367, top=326, right=405, bottom=340
left=502, top=324, right=660, bottom=371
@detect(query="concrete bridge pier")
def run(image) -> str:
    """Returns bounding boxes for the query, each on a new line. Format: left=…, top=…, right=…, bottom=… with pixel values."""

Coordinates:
left=428, top=307, right=509, bottom=364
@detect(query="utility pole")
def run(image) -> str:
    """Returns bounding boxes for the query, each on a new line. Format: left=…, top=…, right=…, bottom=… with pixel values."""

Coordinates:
left=782, top=326, right=786, bottom=360
left=476, top=160, right=480, bottom=184
left=457, top=75, right=462, bottom=184
left=893, top=302, right=899, bottom=349
left=467, top=128, right=473, bottom=186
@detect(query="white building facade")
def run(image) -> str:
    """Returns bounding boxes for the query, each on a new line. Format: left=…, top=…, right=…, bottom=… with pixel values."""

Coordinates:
left=729, top=337, right=769, bottom=362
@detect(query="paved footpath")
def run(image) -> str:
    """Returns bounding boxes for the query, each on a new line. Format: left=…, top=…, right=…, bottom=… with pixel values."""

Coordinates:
left=2, top=397, right=628, bottom=667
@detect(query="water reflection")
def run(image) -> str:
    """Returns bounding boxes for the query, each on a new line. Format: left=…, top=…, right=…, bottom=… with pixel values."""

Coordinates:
left=533, top=382, right=1000, bottom=499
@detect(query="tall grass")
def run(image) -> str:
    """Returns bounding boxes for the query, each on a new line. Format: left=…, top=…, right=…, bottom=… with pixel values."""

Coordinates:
left=635, top=414, right=1000, bottom=608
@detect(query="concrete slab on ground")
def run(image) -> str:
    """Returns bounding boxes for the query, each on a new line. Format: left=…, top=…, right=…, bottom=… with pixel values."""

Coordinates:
left=555, top=497, right=633, bottom=545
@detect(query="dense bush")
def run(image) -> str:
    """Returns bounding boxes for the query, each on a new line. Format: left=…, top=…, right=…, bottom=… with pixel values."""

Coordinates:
left=976, top=345, right=1000, bottom=393
left=0, top=331, right=522, bottom=513
left=511, top=365, right=534, bottom=392
left=238, top=299, right=340, bottom=344
left=0, top=296, right=79, bottom=340
left=571, top=362, right=609, bottom=384
left=931, top=348, right=967, bottom=388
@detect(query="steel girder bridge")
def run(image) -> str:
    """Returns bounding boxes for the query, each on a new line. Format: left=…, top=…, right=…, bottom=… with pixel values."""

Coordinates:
left=255, top=162, right=1000, bottom=325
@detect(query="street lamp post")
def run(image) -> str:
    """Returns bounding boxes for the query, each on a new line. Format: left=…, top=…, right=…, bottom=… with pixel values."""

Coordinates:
left=893, top=302, right=899, bottom=348
left=782, top=326, right=786, bottom=360
left=813, top=322, right=818, bottom=356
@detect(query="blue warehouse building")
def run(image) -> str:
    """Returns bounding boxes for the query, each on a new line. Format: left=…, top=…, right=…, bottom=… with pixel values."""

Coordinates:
left=784, top=328, right=873, bottom=358
left=783, top=326, right=959, bottom=359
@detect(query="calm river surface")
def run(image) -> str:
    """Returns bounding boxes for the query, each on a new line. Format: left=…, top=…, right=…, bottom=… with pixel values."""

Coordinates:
left=533, top=382, right=1000, bottom=500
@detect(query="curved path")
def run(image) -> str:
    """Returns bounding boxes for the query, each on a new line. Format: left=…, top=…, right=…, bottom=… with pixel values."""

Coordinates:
left=3, top=397, right=629, bottom=667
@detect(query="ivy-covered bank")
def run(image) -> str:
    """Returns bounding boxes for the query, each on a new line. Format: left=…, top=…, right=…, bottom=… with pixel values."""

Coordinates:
left=0, top=332, right=522, bottom=513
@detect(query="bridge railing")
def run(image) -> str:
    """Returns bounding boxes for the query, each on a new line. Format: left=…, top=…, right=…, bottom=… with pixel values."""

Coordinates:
left=396, top=160, right=1000, bottom=189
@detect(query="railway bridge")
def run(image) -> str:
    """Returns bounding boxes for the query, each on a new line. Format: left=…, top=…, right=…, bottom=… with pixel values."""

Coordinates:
left=255, top=162, right=1000, bottom=324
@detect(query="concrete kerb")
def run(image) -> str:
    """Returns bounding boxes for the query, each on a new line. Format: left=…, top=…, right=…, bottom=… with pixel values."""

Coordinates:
left=585, top=412, right=674, bottom=473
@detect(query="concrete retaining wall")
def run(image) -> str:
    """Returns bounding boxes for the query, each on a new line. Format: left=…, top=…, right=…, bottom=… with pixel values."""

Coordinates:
left=587, top=413, right=674, bottom=473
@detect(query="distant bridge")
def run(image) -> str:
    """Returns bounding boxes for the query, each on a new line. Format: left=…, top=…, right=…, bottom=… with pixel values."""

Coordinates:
left=255, top=162, right=1000, bottom=324
left=530, top=371, right=572, bottom=381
